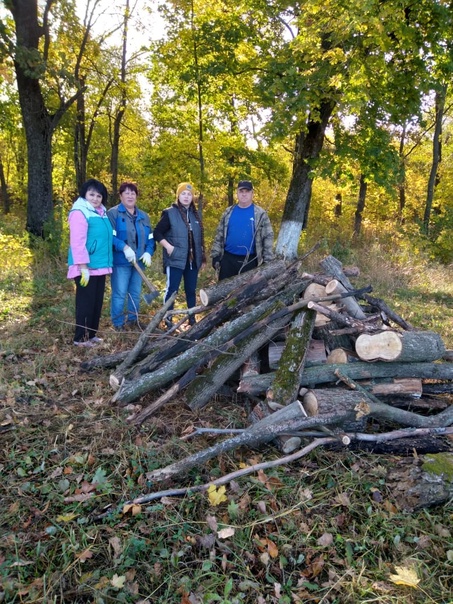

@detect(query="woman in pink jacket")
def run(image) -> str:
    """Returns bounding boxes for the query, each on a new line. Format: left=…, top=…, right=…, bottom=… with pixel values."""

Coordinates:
left=67, top=179, right=113, bottom=347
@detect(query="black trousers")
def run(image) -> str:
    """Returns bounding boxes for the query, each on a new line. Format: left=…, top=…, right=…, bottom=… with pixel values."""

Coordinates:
left=218, top=251, right=258, bottom=281
left=74, top=275, right=106, bottom=342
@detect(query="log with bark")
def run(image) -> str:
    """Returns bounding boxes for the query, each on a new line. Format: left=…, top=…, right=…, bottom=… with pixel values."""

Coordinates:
left=238, top=361, right=453, bottom=396
left=355, top=330, right=446, bottom=363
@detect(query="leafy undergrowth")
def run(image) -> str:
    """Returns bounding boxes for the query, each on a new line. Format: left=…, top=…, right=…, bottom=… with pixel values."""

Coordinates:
left=1, top=226, right=453, bottom=603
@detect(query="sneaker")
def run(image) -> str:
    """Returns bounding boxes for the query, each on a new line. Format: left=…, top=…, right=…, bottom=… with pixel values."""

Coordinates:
left=164, top=317, right=173, bottom=331
left=74, top=340, right=95, bottom=348
left=90, top=337, right=103, bottom=344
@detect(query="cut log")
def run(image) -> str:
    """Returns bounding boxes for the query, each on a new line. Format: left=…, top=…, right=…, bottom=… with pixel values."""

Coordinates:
left=113, top=281, right=308, bottom=405
left=268, top=309, right=316, bottom=407
left=237, top=361, right=453, bottom=396
left=326, top=348, right=350, bottom=364
left=364, top=378, right=423, bottom=397
left=187, top=314, right=291, bottom=411
left=307, top=301, right=379, bottom=333
left=199, top=259, right=288, bottom=306
left=302, top=389, right=368, bottom=431
left=325, top=279, right=366, bottom=319
left=355, top=330, right=446, bottom=363
left=334, top=368, right=453, bottom=428
left=265, top=309, right=316, bottom=453
left=319, top=255, right=357, bottom=292
left=359, top=293, right=415, bottom=331
left=303, top=283, right=330, bottom=304
left=127, top=274, right=272, bottom=381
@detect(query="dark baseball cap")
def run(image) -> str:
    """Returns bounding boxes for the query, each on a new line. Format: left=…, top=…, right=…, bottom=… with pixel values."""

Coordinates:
left=237, top=180, right=253, bottom=190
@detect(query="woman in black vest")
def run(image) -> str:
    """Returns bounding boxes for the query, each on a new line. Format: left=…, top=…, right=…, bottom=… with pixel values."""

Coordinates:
left=154, top=182, right=206, bottom=327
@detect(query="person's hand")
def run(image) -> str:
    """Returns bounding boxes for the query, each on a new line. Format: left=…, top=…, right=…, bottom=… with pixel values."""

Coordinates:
left=80, top=267, right=90, bottom=287
left=123, top=246, right=136, bottom=263
left=212, top=256, right=221, bottom=271
left=140, top=252, right=152, bottom=267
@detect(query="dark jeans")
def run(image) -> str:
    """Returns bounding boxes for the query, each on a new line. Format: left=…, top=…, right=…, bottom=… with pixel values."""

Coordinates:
left=74, top=274, right=106, bottom=342
left=164, top=259, right=199, bottom=310
left=218, top=251, right=258, bottom=281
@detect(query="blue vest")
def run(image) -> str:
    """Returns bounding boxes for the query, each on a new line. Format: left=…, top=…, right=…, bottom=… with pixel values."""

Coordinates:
left=68, top=198, right=113, bottom=269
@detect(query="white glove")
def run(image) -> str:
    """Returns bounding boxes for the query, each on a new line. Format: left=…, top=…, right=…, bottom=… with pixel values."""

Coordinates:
left=123, top=246, right=136, bottom=263
left=140, top=252, right=152, bottom=267
left=80, top=267, right=90, bottom=287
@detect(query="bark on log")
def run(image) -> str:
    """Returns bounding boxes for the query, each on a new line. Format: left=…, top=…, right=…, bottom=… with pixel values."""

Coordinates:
left=114, top=282, right=307, bottom=405
left=302, top=389, right=368, bottom=431
left=355, top=330, right=446, bottom=363
left=334, top=368, right=453, bottom=428
left=199, top=259, right=289, bottom=306
left=269, top=309, right=316, bottom=407
left=359, top=292, right=415, bottom=331
left=187, top=314, right=291, bottom=411
left=307, top=301, right=380, bottom=333
left=127, top=274, right=272, bottom=381
left=237, top=361, right=453, bottom=395
left=319, top=255, right=357, bottom=292
left=325, top=279, right=366, bottom=319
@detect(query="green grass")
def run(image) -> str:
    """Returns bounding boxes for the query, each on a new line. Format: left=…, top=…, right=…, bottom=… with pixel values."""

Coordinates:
left=0, top=218, right=452, bottom=603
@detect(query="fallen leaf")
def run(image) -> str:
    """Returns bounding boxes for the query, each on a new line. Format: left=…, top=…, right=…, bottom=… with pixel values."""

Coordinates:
left=317, top=533, right=334, bottom=547
left=217, top=527, right=235, bottom=539
left=76, top=549, right=93, bottom=562
left=207, top=484, right=227, bottom=506
left=206, top=515, right=218, bottom=531
left=122, top=503, right=142, bottom=516
left=389, top=566, right=420, bottom=588
left=111, top=573, right=126, bottom=589
left=109, top=536, right=122, bottom=558
left=56, top=513, right=79, bottom=522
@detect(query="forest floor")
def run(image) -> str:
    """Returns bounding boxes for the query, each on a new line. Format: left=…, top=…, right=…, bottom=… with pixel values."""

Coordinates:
left=1, top=219, right=453, bottom=603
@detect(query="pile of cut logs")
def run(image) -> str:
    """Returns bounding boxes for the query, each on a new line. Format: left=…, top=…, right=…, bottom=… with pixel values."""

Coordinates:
left=83, top=254, right=453, bottom=482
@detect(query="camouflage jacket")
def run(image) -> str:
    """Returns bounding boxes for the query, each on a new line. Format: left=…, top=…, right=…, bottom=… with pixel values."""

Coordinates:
left=210, top=203, right=274, bottom=264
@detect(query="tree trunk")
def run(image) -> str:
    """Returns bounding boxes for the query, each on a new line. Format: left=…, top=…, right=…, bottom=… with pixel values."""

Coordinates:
left=353, top=173, right=367, bottom=238
left=109, top=0, right=129, bottom=204
left=238, top=361, right=453, bottom=396
left=0, top=156, right=11, bottom=213
left=275, top=99, right=336, bottom=259
left=9, top=0, right=78, bottom=237
left=355, top=330, right=445, bottom=363
left=423, top=85, right=446, bottom=234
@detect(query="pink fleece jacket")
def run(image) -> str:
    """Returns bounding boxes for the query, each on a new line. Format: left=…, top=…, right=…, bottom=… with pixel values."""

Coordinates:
left=67, top=206, right=113, bottom=279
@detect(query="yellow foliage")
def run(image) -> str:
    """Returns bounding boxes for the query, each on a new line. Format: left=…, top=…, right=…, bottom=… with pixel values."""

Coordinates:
left=207, top=484, right=227, bottom=506
left=389, top=566, right=420, bottom=588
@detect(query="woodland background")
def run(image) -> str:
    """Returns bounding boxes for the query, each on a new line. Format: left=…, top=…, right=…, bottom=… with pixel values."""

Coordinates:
left=0, top=0, right=452, bottom=262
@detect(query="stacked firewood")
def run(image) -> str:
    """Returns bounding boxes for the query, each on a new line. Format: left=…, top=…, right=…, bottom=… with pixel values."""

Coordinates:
left=83, top=254, right=453, bottom=481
